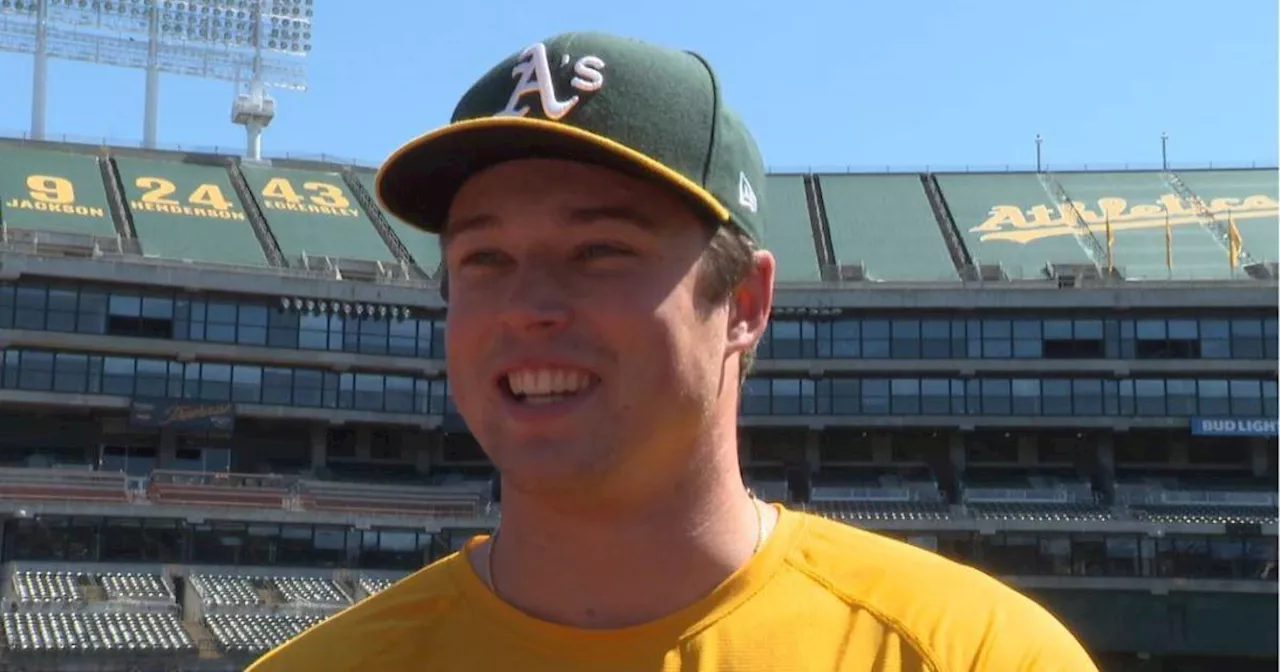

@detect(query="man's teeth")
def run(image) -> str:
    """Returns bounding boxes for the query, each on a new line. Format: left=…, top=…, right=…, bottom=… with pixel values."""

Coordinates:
left=507, top=369, right=594, bottom=402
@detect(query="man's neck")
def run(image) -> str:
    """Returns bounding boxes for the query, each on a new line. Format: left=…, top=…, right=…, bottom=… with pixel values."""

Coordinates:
left=472, top=465, right=771, bottom=630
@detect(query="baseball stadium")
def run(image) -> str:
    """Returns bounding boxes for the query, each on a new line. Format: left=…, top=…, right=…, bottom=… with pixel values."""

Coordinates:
left=0, top=1, right=1276, bottom=671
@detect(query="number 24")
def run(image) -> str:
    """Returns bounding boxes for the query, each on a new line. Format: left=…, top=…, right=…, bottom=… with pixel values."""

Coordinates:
left=136, top=176, right=235, bottom=211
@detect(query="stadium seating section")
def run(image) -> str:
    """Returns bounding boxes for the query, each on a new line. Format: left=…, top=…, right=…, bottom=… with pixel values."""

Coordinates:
left=0, top=139, right=1274, bottom=284
left=819, top=173, right=958, bottom=282
left=1, top=565, right=406, bottom=663
left=237, top=163, right=397, bottom=264
left=760, top=175, right=823, bottom=282
left=936, top=172, right=1098, bottom=275
left=0, top=145, right=117, bottom=238
left=350, top=169, right=443, bottom=275
left=113, top=153, right=268, bottom=267
left=1053, top=171, right=1227, bottom=280
left=1177, top=168, right=1279, bottom=267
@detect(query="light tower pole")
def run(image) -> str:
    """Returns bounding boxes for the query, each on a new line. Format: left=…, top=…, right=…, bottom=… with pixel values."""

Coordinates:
left=233, top=1, right=275, bottom=162
left=29, top=0, right=47, bottom=140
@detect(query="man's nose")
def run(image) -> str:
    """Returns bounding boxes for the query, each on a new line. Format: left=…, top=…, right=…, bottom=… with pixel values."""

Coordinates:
left=499, top=261, right=572, bottom=333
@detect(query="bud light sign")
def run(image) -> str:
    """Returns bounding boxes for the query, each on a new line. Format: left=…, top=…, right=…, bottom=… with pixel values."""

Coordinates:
left=1190, top=417, right=1278, bottom=437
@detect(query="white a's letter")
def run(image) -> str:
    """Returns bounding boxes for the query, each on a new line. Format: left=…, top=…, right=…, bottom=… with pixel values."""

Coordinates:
left=496, top=44, right=606, bottom=120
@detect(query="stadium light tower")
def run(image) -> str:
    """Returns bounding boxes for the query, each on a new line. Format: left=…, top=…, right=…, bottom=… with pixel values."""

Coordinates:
left=0, top=0, right=314, bottom=156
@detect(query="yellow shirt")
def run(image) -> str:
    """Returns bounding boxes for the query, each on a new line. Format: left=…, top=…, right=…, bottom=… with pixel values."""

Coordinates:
left=248, top=506, right=1098, bottom=671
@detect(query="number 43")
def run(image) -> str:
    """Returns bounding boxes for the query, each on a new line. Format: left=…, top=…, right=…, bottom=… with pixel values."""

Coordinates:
left=261, top=177, right=351, bottom=209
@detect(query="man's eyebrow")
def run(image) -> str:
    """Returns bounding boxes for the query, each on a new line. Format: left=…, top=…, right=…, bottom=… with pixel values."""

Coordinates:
left=441, top=206, right=658, bottom=245
left=565, top=205, right=659, bottom=231
left=440, top=213, right=497, bottom=247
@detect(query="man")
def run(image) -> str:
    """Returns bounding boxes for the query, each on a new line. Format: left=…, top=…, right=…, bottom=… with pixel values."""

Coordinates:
left=249, top=31, right=1099, bottom=671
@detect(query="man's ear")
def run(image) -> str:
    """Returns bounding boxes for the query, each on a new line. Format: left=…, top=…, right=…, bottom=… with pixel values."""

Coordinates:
left=726, top=250, right=775, bottom=353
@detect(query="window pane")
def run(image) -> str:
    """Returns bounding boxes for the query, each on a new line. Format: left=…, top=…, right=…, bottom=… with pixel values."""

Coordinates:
left=46, top=288, right=78, bottom=332
left=262, top=368, right=293, bottom=405
left=1043, top=379, right=1072, bottom=416
left=1073, top=380, right=1103, bottom=416
left=1197, top=380, right=1230, bottom=416
left=862, top=379, right=890, bottom=415
left=102, top=357, right=136, bottom=396
left=1230, top=380, right=1262, bottom=416
left=199, top=363, right=233, bottom=401
left=53, top=353, right=88, bottom=393
left=18, top=351, right=54, bottom=390
left=14, top=286, right=46, bottom=329
left=981, top=379, right=1011, bottom=415
left=1165, top=379, right=1197, bottom=416
left=1011, top=379, right=1040, bottom=415
left=890, top=378, right=920, bottom=414
left=232, top=365, right=262, bottom=403
left=385, top=376, right=414, bottom=413
left=1134, top=380, right=1165, bottom=416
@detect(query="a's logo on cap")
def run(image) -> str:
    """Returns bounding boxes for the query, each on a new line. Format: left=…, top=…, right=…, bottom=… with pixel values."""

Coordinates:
left=495, top=42, right=606, bottom=121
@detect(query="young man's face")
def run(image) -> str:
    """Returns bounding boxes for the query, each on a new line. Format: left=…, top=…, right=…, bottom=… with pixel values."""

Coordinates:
left=440, top=158, right=768, bottom=505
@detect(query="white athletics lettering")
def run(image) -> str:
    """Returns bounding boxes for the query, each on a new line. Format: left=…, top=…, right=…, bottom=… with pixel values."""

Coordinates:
left=496, top=43, right=606, bottom=120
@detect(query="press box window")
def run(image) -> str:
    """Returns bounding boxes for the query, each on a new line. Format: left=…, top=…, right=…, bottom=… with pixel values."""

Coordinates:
left=107, top=294, right=175, bottom=339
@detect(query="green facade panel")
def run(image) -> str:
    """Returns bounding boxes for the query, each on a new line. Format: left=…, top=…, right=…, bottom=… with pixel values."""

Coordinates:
left=113, top=155, right=267, bottom=267
left=763, top=175, right=822, bottom=282
left=0, top=145, right=116, bottom=237
left=1177, top=168, right=1278, bottom=265
left=820, top=174, right=958, bottom=282
left=352, top=170, right=441, bottom=276
left=1054, top=171, right=1229, bottom=280
left=936, top=172, right=1096, bottom=278
left=239, top=164, right=396, bottom=263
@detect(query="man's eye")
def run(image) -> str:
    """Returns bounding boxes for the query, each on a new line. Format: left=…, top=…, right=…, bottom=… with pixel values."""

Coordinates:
left=459, top=250, right=504, bottom=266
left=576, top=243, right=632, bottom=260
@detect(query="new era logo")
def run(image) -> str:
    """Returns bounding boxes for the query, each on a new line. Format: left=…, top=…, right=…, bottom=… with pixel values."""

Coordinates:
left=738, top=172, right=758, bottom=214
left=495, top=42, right=606, bottom=121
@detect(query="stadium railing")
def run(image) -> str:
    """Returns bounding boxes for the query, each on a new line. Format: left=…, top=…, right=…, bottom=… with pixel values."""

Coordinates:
left=809, top=486, right=914, bottom=502
left=962, top=487, right=1074, bottom=504
left=299, top=478, right=486, bottom=519
left=0, top=466, right=130, bottom=504
left=0, top=466, right=491, bottom=521
left=1117, top=487, right=1278, bottom=508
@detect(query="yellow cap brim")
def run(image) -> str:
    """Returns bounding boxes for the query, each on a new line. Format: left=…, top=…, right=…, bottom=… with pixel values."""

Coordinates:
left=374, top=116, right=731, bottom=234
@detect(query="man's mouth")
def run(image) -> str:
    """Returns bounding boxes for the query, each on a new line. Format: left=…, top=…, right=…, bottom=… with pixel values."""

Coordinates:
left=500, top=368, right=601, bottom=405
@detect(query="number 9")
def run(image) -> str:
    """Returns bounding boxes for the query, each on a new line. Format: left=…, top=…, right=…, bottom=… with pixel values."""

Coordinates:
left=27, top=175, right=75, bottom=205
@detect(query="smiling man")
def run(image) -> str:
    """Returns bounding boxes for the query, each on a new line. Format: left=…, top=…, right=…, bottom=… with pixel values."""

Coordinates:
left=247, top=31, right=1099, bottom=671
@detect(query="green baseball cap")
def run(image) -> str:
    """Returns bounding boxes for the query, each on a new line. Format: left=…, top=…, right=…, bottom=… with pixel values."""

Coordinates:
left=375, top=31, right=767, bottom=242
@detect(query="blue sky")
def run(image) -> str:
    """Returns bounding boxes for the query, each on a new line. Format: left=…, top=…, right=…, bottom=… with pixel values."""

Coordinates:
left=0, top=0, right=1275, bottom=172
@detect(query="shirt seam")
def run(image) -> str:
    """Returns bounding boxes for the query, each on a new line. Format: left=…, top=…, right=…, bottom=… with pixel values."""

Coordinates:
left=784, top=554, right=946, bottom=672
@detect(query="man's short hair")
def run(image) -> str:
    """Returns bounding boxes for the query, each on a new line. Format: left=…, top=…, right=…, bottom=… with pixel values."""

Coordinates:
left=695, top=224, right=759, bottom=385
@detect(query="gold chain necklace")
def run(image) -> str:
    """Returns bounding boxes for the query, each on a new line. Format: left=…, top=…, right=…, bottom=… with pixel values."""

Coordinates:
left=484, top=495, right=769, bottom=595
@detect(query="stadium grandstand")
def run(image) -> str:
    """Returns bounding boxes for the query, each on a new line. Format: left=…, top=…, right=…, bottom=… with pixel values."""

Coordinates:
left=0, top=131, right=1275, bottom=672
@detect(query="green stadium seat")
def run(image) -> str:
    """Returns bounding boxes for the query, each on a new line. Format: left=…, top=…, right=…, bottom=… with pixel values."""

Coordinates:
left=762, top=175, right=822, bottom=282
left=238, top=164, right=398, bottom=264
left=351, top=170, right=442, bottom=276
left=819, top=174, right=958, bottom=282
left=0, top=144, right=117, bottom=238
left=113, top=155, right=268, bottom=267
left=1054, top=171, right=1231, bottom=280
left=935, top=173, right=1095, bottom=278
left=1175, top=168, right=1278, bottom=265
